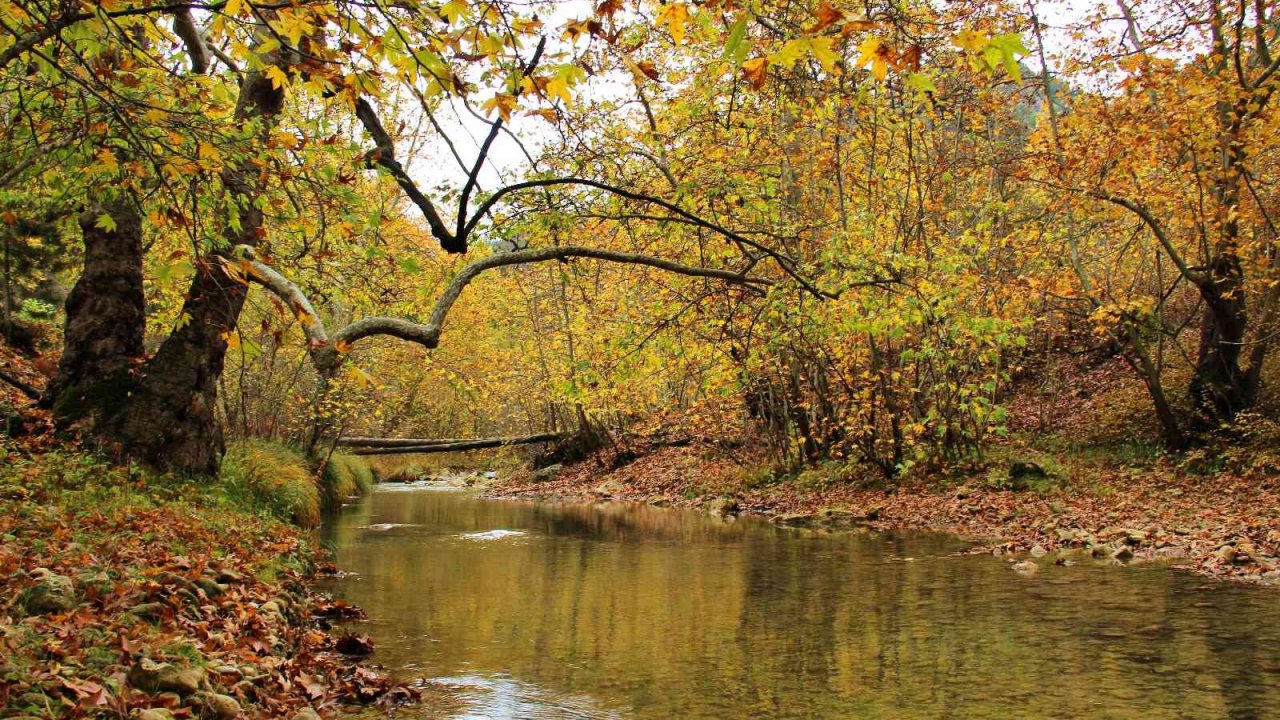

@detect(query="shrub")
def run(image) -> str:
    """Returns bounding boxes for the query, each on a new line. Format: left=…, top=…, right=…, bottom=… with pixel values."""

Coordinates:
left=220, top=441, right=321, bottom=528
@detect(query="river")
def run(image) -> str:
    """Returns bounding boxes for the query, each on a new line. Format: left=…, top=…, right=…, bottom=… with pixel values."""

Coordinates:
left=322, top=485, right=1280, bottom=719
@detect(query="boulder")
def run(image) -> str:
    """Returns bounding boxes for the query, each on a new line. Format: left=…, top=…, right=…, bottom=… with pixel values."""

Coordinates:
left=291, top=708, right=322, bottom=720
left=1111, top=545, right=1134, bottom=562
left=21, top=569, right=76, bottom=614
left=1004, top=461, right=1050, bottom=491
left=195, top=578, right=227, bottom=598
left=1122, top=529, right=1149, bottom=546
left=530, top=464, right=563, bottom=483
left=128, top=658, right=205, bottom=695
left=1029, top=545, right=1048, bottom=558
left=128, top=602, right=169, bottom=622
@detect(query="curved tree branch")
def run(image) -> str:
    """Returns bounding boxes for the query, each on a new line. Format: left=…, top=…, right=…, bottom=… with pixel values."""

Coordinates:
left=171, top=6, right=210, bottom=74
left=462, top=177, right=833, bottom=296
left=247, top=246, right=768, bottom=376
left=1093, top=191, right=1206, bottom=287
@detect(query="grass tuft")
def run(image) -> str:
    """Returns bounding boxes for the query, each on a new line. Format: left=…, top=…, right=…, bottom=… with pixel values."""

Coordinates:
left=220, top=440, right=321, bottom=528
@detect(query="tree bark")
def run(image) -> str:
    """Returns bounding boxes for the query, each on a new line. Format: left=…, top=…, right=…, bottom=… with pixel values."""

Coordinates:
left=105, top=61, right=284, bottom=474
left=43, top=202, right=146, bottom=430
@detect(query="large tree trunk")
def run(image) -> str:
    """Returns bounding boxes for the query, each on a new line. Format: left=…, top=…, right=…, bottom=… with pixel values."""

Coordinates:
left=104, top=64, right=284, bottom=474
left=1189, top=262, right=1249, bottom=427
left=43, top=202, right=146, bottom=429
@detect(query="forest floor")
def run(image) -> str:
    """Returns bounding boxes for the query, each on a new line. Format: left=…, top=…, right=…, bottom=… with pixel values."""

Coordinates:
left=491, top=427, right=1280, bottom=587
left=0, top=447, right=458, bottom=719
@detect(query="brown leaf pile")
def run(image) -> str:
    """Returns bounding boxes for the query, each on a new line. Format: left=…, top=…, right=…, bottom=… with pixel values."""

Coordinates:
left=0, top=460, right=423, bottom=719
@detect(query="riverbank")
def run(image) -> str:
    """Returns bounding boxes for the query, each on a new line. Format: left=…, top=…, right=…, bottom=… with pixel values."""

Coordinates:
left=490, top=436, right=1280, bottom=586
left=0, top=446, right=443, bottom=719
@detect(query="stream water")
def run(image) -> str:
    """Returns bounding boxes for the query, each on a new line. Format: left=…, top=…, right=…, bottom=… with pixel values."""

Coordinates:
left=322, top=485, right=1280, bottom=719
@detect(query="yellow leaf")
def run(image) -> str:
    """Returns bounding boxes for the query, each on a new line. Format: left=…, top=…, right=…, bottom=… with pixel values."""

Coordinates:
left=953, top=29, right=987, bottom=53
left=264, top=65, right=289, bottom=90
left=808, top=36, right=839, bottom=73
left=198, top=141, right=221, bottom=162
left=225, top=0, right=244, bottom=16
left=545, top=76, right=571, bottom=105
left=96, top=147, right=119, bottom=172
left=481, top=93, right=518, bottom=121
left=769, top=39, right=807, bottom=69
left=221, top=330, right=241, bottom=350
left=656, top=3, right=690, bottom=45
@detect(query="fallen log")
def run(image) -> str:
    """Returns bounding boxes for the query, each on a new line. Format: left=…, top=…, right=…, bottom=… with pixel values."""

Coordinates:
left=341, top=432, right=567, bottom=455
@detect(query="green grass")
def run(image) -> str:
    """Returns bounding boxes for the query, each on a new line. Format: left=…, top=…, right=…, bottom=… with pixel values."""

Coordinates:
left=219, top=440, right=322, bottom=527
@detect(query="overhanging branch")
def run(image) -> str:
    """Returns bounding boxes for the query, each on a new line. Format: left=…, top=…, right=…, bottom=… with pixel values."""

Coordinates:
left=246, top=246, right=768, bottom=376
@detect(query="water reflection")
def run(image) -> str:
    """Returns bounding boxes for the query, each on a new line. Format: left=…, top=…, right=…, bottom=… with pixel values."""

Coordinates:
left=323, top=488, right=1280, bottom=719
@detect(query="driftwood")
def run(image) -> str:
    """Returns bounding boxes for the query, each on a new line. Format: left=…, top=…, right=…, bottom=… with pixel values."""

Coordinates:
left=339, top=432, right=567, bottom=455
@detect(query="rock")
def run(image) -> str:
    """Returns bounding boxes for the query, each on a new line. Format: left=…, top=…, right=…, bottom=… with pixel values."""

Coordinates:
left=1011, top=560, right=1039, bottom=575
left=21, top=569, right=77, bottom=614
left=772, top=513, right=817, bottom=528
left=1217, top=544, right=1255, bottom=565
left=1090, top=543, right=1109, bottom=558
left=135, top=710, right=175, bottom=720
left=128, top=602, right=169, bottom=622
left=530, top=464, right=562, bottom=483
left=291, top=708, right=322, bottom=720
left=192, top=692, right=241, bottom=720
left=128, top=658, right=205, bottom=695
left=1122, top=529, right=1149, bottom=546
left=1029, top=545, right=1047, bottom=558
left=953, top=485, right=975, bottom=500
left=1111, top=545, right=1134, bottom=562
left=215, top=569, right=246, bottom=585
left=592, top=479, right=624, bottom=496
left=863, top=505, right=883, bottom=521
left=706, top=497, right=740, bottom=518
left=194, top=578, right=227, bottom=598
left=259, top=600, right=284, bottom=621
left=1006, top=461, right=1048, bottom=490
left=156, top=571, right=198, bottom=593
left=816, top=508, right=857, bottom=527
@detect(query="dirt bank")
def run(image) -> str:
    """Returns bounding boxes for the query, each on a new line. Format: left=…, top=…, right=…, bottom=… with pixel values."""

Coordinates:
left=491, top=440, right=1280, bottom=586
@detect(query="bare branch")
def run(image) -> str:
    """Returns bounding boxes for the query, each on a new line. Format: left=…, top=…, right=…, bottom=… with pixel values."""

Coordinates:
left=455, top=36, right=547, bottom=240
left=344, top=432, right=566, bottom=455
left=354, top=97, right=462, bottom=252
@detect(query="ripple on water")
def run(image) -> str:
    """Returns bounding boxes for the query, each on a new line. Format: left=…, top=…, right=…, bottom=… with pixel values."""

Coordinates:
left=458, top=529, right=526, bottom=541
left=436, top=675, right=624, bottom=720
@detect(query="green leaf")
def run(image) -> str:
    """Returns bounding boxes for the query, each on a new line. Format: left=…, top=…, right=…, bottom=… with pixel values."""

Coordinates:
left=722, top=15, right=750, bottom=64
left=94, top=213, right=116, bottom=232
left=906, top=72, right=936, bottom=93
